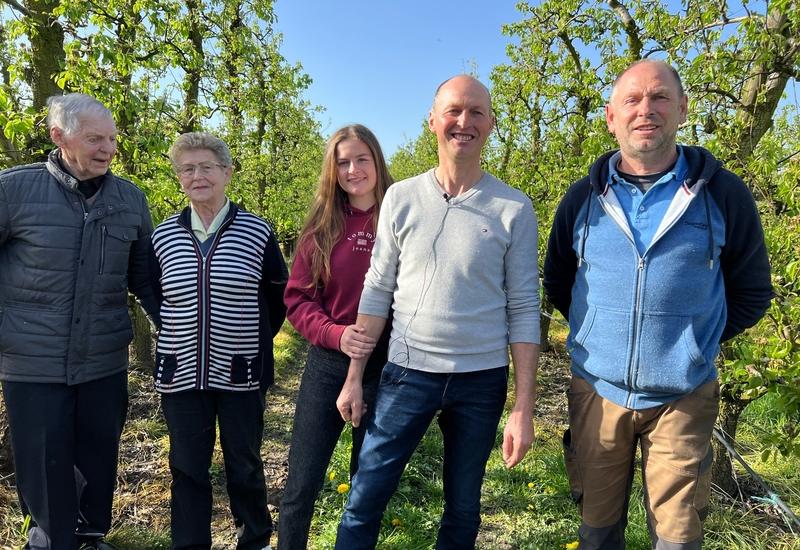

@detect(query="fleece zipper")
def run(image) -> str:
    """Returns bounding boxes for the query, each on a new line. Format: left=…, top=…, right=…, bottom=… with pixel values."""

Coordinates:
left=596, top=182, right=699, bottom=405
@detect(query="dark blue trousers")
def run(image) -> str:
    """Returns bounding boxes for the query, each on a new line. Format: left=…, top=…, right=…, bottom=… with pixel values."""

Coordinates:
left=161, top=389, right=271, bottom=550
left=2, top=371, right=128, bottom=550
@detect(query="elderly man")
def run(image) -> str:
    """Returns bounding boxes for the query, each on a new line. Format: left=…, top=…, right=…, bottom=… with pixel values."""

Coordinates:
left=332, top=75, right=540, bottom=550
left=544, top=60, right=773, bottom=549
left=0, top=94, right=159, bottom=550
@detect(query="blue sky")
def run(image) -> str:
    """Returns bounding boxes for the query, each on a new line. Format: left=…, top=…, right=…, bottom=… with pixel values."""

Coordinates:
left=273, top=0, right=525, bottom=156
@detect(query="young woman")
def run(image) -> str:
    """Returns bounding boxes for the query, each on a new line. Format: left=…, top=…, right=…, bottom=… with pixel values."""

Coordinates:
left=278, top=125, right=392, bottom=549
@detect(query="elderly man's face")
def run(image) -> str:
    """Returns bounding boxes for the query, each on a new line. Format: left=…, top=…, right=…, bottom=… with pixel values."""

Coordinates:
left=428, top=76, right=494, bottom=163
left=51, top=115, right=118, bottom=180
left=605, top=62, right=687, bottom=169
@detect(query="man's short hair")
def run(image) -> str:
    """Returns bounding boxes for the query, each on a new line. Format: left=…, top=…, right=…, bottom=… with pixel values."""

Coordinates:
left=431, top=74, right=493, bottom=109
left=168, top=132, right=233, bottom=169
left=610, top=59, right=685, bottom=101
left=46, top=94, right=113, bottom=135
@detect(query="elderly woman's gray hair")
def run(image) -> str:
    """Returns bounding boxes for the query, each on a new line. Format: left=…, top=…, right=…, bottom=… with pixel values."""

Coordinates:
left=46, top=94, right=113, bottom=135
left=169, top=132, right=233, bottom=169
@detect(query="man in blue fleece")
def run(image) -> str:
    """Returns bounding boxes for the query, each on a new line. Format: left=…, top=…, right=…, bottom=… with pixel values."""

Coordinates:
left=543, top=60, right=772, bottom=549
left=332, top=75, right=541, bottom=549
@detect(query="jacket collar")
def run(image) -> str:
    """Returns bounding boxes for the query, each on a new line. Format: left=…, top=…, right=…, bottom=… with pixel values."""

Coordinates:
left=177, top=200, right=240, bottom=230
left=589, top=145, right=721, bottom=195
left=45, top=148, right=124, bottom=204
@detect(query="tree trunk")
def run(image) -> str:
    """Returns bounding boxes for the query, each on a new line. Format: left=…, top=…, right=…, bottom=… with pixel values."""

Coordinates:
left=26, top=0, right=65, bottom=109
left=711, top=396, right=747, bottom=499
left=128, top=296, right=154, bottom=372
left=0, top=393, right=13, bottom=476
left=180, top=0, right=204, bottom=134
left=732, top=7, right=797, bottom=167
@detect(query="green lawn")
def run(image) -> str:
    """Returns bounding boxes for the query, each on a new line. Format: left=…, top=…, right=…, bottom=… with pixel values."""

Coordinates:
left=1, top=326, right=798, bottom=549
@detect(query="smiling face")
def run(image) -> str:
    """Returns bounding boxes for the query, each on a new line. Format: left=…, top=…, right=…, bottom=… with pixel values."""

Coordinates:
left=51, top=115, right=118, bottom=180
left=336, top=138, right=378, bottom=210
left=175, top=148, right=232, bottom=209
left=428, top=75, right=494, bottom=164
left=605, top=61, right=688, bottom=173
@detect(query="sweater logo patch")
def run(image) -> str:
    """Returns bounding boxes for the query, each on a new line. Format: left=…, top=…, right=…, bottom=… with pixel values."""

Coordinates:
left=347, top=230, right=375, bottom=253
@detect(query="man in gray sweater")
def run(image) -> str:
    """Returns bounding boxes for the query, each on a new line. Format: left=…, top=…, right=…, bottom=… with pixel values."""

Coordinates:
left=333, top=75, right=540, bottom=549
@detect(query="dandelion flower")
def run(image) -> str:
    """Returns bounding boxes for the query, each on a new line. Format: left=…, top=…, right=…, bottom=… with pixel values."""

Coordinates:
left=565, top=541, right=580, bottom=549
left=337, top=483, right=350, bottom=494
left=328, top=471, right=336, bottom=481
left=527, top=482, right=535, bottom=489
left=391, top=518, right=402, bottom=527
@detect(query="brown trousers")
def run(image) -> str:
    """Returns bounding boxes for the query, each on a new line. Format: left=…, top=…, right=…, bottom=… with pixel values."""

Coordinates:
left=564, top=376, right=719, bottom=548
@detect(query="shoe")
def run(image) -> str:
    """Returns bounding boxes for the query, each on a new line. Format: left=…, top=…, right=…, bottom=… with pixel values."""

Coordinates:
left=79, top=540, right=118, bottom=550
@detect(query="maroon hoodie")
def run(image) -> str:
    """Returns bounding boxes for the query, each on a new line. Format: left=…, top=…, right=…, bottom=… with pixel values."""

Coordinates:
left=284, top=204, right=377, bottom=350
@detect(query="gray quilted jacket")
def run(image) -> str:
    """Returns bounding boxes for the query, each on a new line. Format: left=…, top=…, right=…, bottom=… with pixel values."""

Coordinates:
left=0, top=150, right=158, bottom=385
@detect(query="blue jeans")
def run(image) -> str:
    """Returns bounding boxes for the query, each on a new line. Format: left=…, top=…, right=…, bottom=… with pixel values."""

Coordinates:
left=277, top=345, right=384, bottom=550
left=334, top=362, right=508, bottom=550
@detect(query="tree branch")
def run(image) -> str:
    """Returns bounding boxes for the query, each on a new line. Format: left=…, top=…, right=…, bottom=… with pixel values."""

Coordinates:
left=558, top=31, right=583, bottom=74
left=607, top=0, right=642, bottom=59
left=1, top=0, right=31, bottom=17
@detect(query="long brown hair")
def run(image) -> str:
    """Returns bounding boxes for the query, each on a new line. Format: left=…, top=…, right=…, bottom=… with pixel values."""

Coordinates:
left=297, top=124, right=393, bottom=287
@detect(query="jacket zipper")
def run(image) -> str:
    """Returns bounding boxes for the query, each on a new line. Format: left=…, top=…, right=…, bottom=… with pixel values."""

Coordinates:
left=99, top=225, right=107, bottom=274
left=625, top=256, right=646, bottom=407
left=192, top=216, right=234, bottom=390
left=198, top=253, right=208, bottom=389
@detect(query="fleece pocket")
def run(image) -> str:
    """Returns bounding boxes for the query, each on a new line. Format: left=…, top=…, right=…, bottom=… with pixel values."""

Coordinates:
left=634, top=312, right=705, bottom=393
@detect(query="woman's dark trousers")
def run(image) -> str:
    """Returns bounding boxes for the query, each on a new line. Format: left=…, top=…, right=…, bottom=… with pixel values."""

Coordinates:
left=277, top=345, right=384, bottom=550
left=161, top=389, right=271, bottom=550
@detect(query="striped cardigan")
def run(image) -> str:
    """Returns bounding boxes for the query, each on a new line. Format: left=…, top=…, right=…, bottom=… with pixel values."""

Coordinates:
left=150, top=203, right=287, bottom=393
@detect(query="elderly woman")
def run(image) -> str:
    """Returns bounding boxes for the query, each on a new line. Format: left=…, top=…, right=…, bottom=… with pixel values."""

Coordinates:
left=150, top=132, right=287, bottom=550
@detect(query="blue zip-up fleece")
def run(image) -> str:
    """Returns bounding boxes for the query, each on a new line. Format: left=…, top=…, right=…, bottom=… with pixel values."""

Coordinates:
left=543, top=146, right=772, bottom=409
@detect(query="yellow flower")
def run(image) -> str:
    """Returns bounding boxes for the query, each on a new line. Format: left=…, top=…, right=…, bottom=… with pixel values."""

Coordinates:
left=527, top=482, right=535, bottom=488
left=391, top=518, right=402, bottom=527
left=565, top=541, right=580, bottom=549
left=337, top=483, right=350, bottom=494
left=328, top=471, right=336, bottom=481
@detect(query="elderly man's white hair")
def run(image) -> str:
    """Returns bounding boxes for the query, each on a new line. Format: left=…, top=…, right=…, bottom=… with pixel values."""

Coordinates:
left=46, top=93, right=113, bottom=136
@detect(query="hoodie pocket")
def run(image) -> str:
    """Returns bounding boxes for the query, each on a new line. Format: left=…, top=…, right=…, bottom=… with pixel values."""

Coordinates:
left=634, top=312, right=705, bottom=393
left=569, top=305, right=630, bottom=387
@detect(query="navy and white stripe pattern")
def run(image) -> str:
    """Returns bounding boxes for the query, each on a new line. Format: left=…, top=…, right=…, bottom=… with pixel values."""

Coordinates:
left=152, top=209, right=272, bottom=393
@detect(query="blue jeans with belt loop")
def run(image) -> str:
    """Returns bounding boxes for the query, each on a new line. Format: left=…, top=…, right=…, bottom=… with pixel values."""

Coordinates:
left=334, top=362, right=508, bottom=550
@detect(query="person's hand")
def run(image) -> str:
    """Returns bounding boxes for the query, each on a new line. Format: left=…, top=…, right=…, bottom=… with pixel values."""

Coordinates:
left=502, top=408, right=534, bottom=468
left=336, top=378, right=367, bottom=427
left=339, top=324, right=377, bottom=359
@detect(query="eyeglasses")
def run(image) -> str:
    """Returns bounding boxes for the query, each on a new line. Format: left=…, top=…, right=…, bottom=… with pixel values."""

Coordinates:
left=176, top=162, right=225, bottom=178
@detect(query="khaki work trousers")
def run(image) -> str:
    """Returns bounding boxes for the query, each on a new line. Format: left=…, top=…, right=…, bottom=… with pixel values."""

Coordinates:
left=564, top=376, right=719, bottom=549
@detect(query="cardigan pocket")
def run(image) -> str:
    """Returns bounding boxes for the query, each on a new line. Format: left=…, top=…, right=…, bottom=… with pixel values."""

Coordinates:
left=154, top=353, right=179, bottom=384
left=230, top=353, right=262, bottom=385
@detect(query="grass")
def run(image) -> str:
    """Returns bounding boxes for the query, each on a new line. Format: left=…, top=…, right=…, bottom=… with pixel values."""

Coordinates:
left=1, top=325, right=798, bottom=549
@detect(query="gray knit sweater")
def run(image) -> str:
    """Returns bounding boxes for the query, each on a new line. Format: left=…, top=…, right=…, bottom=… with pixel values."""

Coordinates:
left=359, top=169, right=540, bottom=373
